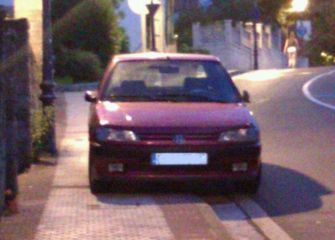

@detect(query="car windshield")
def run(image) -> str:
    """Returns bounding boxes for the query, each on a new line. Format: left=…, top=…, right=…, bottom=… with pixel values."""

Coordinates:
left=101, top=60, right=241, bottom=103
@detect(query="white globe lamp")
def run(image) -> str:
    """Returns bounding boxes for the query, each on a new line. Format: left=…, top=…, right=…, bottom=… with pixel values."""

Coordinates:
left=128, top=0, right=161, bottom=15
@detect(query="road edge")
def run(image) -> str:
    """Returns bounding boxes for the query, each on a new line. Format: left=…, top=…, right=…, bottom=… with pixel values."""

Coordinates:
left=302, top=68, right=335, bottom=111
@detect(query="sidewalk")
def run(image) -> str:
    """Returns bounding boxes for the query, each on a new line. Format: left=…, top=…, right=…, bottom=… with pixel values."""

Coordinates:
left=0, top=94, right=66, bottom=240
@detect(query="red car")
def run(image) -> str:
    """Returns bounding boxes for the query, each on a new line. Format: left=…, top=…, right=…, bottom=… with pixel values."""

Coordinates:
left=85, top=52, right=261, bottom=194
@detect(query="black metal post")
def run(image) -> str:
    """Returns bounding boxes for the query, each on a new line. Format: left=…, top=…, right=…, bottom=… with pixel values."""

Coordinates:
left=252, top=21, right=259, bottom=70
left=252, top=0, right=260, bottom=70
left=0, top=5, right=6, bottom=216
left=40, top=0, right=57, bottom=155
left=146, top=1, right=160, bottom=51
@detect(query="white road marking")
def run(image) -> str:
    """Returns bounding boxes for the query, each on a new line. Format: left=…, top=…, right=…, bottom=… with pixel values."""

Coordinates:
left=212, top=203, right=266, bottom=240
left=302, top=69, right=335, bottom=111
left=233, top=196, right=294, bottom=240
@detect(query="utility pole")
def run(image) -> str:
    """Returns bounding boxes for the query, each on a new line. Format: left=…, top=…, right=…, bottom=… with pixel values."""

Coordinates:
left=252, top=21, right=258, bottom=70
left=40, top=0, right=57, bottom=155
left=252, top=0, right=261, bottom=70
left=146, top=0, right=160, bottom=51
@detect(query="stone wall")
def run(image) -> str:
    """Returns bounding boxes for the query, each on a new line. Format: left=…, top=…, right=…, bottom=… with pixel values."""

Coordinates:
left=0, top=1, right=43, bottom=214
left=4, top=19, right=34, bottom=172
left=193, top=20, right=309, bottom=71
left=0, top=19, right=34, bottom=213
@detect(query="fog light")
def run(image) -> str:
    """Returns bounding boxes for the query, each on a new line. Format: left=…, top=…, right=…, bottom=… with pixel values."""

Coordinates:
left=108, top=163, right=124, bottom=173
left=232, top=163, right=248, bottom=172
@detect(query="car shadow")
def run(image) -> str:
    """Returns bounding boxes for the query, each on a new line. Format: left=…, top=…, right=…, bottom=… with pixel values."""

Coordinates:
left=251, top=163, right=332, bottom=218
left=95, top=163, right=332, bottom=219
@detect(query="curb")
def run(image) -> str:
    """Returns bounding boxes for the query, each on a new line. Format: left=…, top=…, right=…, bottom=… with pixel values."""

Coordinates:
left=56, top=82, right=98, bottom=92
left=228, top=70, right=246, bottom=77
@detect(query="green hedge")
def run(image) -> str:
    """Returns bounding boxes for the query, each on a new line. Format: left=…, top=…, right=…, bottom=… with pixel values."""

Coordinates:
left=178, top=44, right=210, bottom=54
left=31, top=107, right=54, bottom=160
left=55, top=49, right=103, bottom=83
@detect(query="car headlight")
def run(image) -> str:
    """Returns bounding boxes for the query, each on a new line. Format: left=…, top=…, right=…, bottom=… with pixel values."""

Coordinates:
left=96, top=128, right=139, bottom=142
left=219, top=126, right=259, bottom=143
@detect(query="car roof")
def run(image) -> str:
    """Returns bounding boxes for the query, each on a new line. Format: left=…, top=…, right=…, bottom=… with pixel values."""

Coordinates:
left=112, top=52, right=220, bottom=63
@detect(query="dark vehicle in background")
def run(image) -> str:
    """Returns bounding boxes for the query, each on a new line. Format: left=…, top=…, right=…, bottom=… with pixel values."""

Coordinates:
left=85, top=52, right=261, bottom=194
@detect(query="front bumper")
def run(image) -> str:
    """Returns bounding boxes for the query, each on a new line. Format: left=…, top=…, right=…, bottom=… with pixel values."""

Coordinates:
left=89, top=141, right=261, bottom=182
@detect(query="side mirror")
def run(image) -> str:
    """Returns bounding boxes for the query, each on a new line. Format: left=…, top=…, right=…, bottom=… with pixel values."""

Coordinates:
left=242, top=90, right=250, bottom=103
left=85, top=91, right=97, bottom=103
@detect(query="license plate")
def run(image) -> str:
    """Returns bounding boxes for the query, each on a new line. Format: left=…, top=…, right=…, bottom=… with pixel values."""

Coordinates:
left=151, top=153, right=208, bottom=166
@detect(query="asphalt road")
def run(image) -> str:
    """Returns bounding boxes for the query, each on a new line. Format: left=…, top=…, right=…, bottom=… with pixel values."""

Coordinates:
left=233, top=67, right=335, bottom=240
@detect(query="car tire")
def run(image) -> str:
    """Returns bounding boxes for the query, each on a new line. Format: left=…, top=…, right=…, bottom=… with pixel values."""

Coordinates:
left=89, top=150, right=108, bottom=194
left=235, top=169, right=261, bottom=194
left=89, top=178, right=108, bottom=194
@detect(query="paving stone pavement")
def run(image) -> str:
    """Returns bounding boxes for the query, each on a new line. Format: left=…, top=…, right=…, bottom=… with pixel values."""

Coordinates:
left=33, top=92, right=176, bottom=240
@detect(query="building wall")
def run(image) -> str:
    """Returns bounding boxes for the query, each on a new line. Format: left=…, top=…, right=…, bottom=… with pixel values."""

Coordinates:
left=155, top=1, right=165, bottom=51
left=193, top=20, right=309, bottom=71
left=120, top=0, right=174, bottom=53
left=14, top=0, right=42, bottom=84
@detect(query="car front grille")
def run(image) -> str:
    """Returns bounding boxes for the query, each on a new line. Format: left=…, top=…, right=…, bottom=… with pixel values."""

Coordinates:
left=137, top=133, right=219, bottom=142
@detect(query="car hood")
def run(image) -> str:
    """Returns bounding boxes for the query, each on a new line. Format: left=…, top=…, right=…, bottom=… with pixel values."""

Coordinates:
left=95, top=101, right=253, bottom=131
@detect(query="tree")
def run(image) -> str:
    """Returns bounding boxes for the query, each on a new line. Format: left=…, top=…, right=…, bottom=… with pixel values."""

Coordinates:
left=307, top=0, right=335, bottom=65
left=175, top=6, right=203, bottom=51
left=51, top=0, right=129, bottom=82
left=258, top=0, right=290, bottom=24
left=52, top=0, right=124, bottom=66
left=206, top=0, right=254, bottom=22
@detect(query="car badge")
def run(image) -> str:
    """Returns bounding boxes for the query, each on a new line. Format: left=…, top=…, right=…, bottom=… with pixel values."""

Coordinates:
left=174, top=135, right=185, bottom=145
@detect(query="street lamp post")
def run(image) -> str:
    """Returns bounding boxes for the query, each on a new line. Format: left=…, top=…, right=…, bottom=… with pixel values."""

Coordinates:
left=40, top=0, right=57, bottom=155
left=146, top=1, right=160, bottom=51
left=127, top=0, right=161, bottom=51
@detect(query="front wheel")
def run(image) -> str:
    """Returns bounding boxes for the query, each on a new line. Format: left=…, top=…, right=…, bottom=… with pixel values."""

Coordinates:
left=89, top=178, right=108, bottom=194
left=89, top=149, right=108, bottom=194
left=235, top=169, right=261, bottom=194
